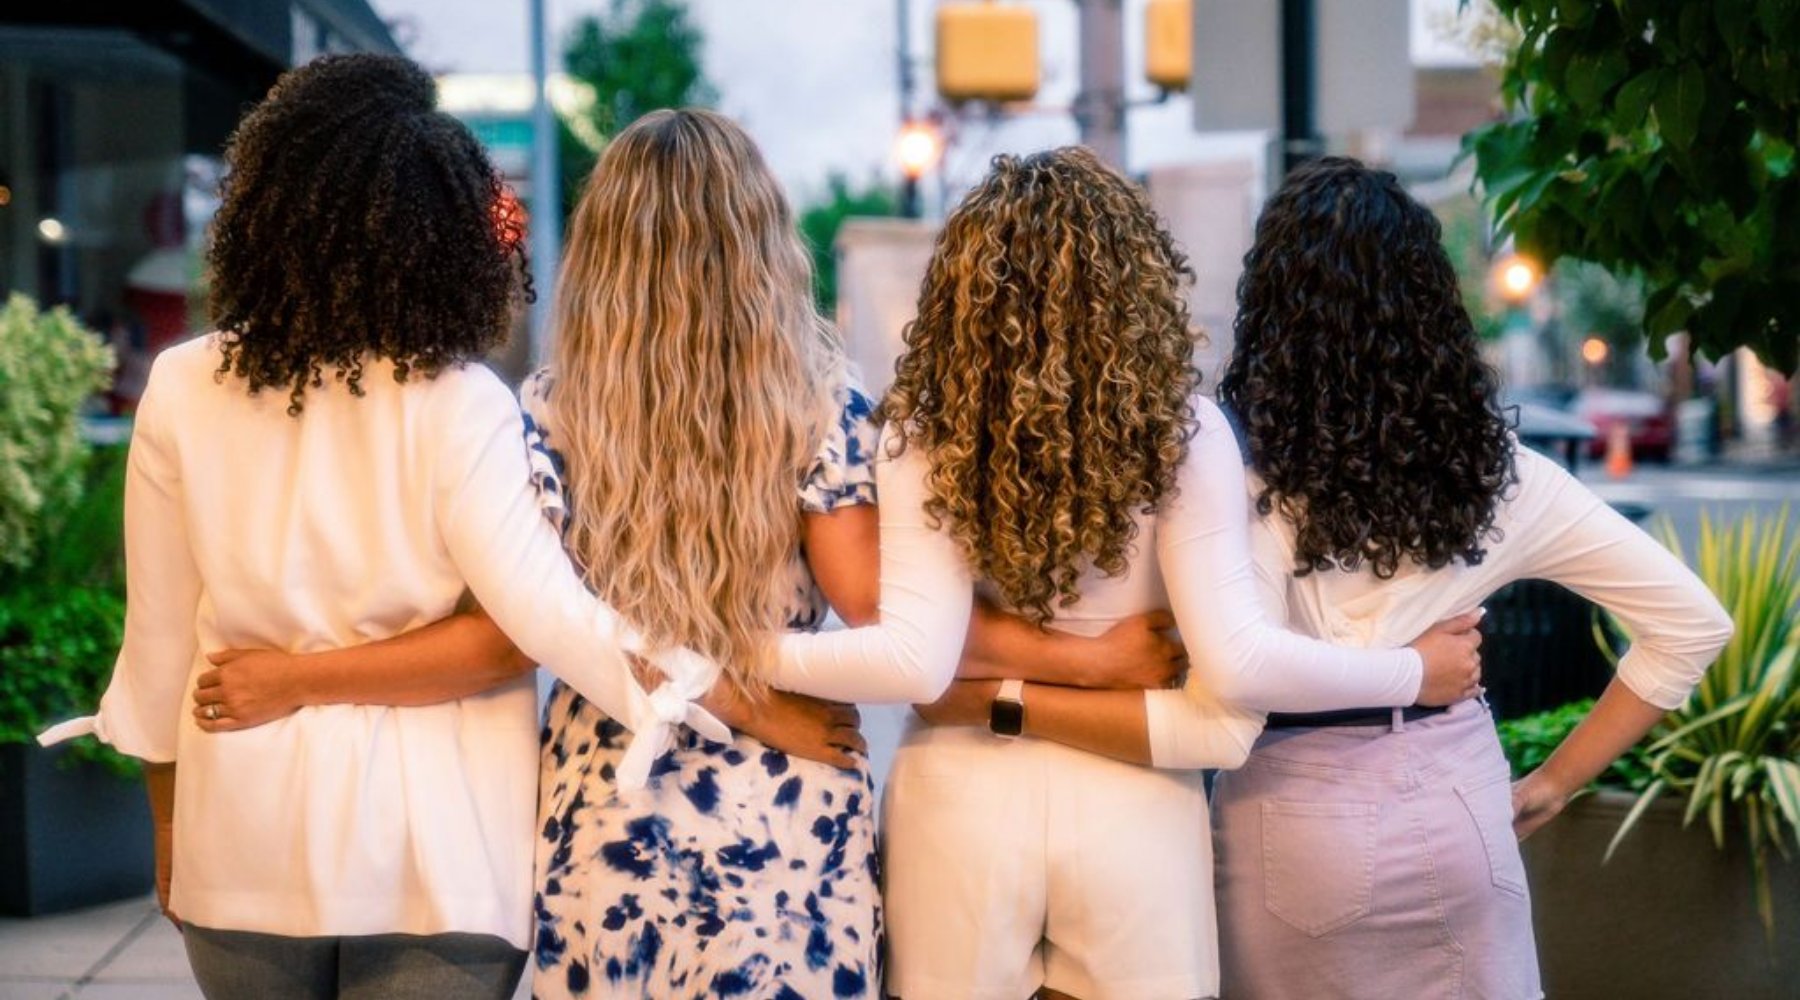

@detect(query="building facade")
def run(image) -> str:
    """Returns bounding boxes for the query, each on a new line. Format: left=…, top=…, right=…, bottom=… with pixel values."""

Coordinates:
left=1, top=1, right=398, bottom=406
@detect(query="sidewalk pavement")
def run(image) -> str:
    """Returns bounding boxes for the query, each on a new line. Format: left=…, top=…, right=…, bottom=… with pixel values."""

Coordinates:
left=0, top=898, right=531, bottom=999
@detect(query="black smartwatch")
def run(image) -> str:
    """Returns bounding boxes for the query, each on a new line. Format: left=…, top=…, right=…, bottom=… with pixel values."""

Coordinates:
left=989, top=679, right=1025, bottom=738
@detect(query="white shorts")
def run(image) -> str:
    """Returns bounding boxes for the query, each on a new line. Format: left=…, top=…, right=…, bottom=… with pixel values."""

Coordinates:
left=881, top=723, right=1218, bottom=1000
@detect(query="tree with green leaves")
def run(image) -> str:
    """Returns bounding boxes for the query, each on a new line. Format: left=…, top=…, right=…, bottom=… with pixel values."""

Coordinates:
left=798, top=175, right=899, bottom=313
left=1465, top=0, right=1800, bottom=372
left=558, top=0, right=716, bottom=214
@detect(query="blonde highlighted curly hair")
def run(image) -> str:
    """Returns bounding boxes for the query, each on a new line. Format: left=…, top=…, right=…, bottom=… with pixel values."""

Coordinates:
left=883, top=147, right=1200, bottom=624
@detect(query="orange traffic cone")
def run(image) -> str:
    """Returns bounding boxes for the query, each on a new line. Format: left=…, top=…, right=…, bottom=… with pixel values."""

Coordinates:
left=1605, top=420, right=1634, bottom=479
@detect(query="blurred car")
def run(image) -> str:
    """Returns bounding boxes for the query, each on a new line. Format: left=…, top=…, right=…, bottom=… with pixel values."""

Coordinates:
left=1506, top=397, right=1596, bottom=472
left=1573, top=387, right=1675, bottom=462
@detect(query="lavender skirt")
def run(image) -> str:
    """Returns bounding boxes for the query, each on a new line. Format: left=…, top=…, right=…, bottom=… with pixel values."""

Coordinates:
left=1212, top=700, right=1543, bottom=1000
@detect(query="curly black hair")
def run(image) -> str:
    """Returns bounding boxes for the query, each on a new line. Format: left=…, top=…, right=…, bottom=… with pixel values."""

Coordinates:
left=1218, top=156, right=1515, bottom=578
left=207, top=54, right=529, bottom=414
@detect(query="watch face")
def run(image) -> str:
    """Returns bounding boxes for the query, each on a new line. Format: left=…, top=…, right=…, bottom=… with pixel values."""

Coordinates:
left=990, top=697, right=1025, bottom=737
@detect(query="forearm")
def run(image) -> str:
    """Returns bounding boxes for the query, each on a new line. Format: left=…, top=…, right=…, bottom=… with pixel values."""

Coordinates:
left=146, top=761, right=175, bottom=916
left=291, top=611, right=534, bottom=708
left=145, top=761, right=175, bottom=831
left=1535, top=679, right=1667, bottom=793
left=1021, top=683, right=1156, bottom=765
left=959, top=602, right=1098, bottom=685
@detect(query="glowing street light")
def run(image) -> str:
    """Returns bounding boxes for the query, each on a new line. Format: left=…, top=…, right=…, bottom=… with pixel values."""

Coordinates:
left=37, top=217, right=67, bottom=244
left=1494, top=253, right=1540, bottom=302
left=896, top=120, right=944, bottom=219
left=1581, top=337, right=1609, bottom=366
left=896, top=121, right=943, bottom=180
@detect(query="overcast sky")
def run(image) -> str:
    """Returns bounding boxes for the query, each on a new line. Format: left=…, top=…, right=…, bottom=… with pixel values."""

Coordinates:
left=369, top=0, right=1477, bottom=203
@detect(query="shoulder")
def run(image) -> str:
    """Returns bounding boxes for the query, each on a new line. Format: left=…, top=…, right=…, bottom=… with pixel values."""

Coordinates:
left=136, top=335, right=230, bottom=431
left=418, top=360, right=523, bottom=431
left=1191, top=393, right=1227, bottom=426
left=145, top=333, right=224, bottom=386
left=1499, top=440, right=1600, bottom=523
left=1182, top=394, right=1251, bottom=473
left=519, top=366, right=555, bottom=412
left=838, top=365, right=876, bottom=419
left=800, top=364, right=881, bottom=512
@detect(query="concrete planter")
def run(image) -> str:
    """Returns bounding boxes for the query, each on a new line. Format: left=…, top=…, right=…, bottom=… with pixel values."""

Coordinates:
left=0, top=742, right=153, bottom=916
left=1523, top=787, right=1800, bottom=1000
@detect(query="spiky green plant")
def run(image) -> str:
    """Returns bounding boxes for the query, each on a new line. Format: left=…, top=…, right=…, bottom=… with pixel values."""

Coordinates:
left=1602, top=508, right=1800, bottom=936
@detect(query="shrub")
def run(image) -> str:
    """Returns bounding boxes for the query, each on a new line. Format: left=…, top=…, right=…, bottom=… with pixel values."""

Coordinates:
left=0, top=294, right=114, bottom=579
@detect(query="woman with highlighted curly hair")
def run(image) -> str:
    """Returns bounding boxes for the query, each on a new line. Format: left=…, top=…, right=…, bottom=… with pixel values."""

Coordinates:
left=930, top=156, right=1734, bottom=1000
left=877, top=147, right=1485, bottom=1000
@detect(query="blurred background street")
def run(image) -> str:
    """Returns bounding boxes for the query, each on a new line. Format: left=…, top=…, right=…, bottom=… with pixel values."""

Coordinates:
left=2, top=0, right=1797, bottom=997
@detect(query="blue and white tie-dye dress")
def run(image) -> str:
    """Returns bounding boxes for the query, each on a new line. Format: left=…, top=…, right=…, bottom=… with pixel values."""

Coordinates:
left=520, top=369, right=883, bottom=1000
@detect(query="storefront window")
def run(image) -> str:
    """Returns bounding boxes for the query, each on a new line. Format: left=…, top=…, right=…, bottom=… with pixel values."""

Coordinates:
left=0, top=27, right=220, bottom=413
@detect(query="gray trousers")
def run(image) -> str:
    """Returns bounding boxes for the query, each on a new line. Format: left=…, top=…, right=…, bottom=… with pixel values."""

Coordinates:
left=183, top=925, right=525, bottom=1000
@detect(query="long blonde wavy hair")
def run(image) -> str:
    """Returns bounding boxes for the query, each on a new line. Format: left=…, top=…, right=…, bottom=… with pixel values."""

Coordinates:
left=883, top=147, right=1200, bottom=625
left=551, top=108, right=840, bottom=693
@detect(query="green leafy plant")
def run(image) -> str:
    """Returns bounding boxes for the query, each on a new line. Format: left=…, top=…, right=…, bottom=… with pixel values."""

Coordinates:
left=0, top=586, right=131, bottom=777
left=0, top=293, right=115, bottom=579
left=557, top=0, right=716, bottom=216
left=798, top=174, right=899, bottom=313
left=1463, top=0, right=1800, bottom=372
left=0, top=295, right=130, bottom=776
left=1497, top=697, right=1655, bottom=792
left=1605, top=508, right=1800, bottom=934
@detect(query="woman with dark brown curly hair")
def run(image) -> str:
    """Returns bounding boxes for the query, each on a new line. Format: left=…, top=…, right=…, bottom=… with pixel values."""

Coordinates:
left=878, top=147, right=1485, bottom=1000
left=1203, top=158, right=1731, bottom=999
left=937, top=156, right=1733, bottom=1000
left=38, top=54, right=747, bottom=1000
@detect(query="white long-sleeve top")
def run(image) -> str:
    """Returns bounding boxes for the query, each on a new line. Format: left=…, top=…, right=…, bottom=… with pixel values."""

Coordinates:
left=37, top=335, right=708, bottom=947
left=1143, top=439, right=1736, bottom=769
left=769, top=399, right=1424, bottom=755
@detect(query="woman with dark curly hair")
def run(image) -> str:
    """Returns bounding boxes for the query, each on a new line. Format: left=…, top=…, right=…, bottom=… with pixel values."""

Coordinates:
left=1205, top=158, right=1731, bottom=999
left=38, top=54, right=749, bottom=1000
left=877, top=147, right=1485, bottom=1000
left=949, top=156, right=1733, bottom=999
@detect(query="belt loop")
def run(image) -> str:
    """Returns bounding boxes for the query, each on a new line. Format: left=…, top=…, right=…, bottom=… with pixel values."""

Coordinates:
left=1390, top=707, right=1406, bottom=734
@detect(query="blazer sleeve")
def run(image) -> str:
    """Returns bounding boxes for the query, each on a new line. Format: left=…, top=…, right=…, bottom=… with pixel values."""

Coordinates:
left=1507, top=447, right=1733, bottom=710
left=1156, top=397, right=1425, bottom=714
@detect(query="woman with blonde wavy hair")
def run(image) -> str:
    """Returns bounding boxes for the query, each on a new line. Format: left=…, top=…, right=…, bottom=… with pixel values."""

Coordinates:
left=186, top=112, right=1182, bottom=999
left=874, top=147, right=1485, bottom=1000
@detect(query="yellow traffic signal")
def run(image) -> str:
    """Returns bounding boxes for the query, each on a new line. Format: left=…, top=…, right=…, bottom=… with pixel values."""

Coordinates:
left=936, top=1, right=1039, bottom=103
left=1145, top=0, right=1192, bottom=91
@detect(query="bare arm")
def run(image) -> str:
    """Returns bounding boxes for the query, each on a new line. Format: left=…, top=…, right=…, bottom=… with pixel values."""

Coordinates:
left=916, top=680, right=1160, bottom=764
left=1512, top=680, right=1666, bottom=838
left=1504, top=448, right=1734, bottom=838
left=958, top=604, right=1187, bottom=690
left=146, top=762, right=177, bottom=927
left=802, top=504, right=880, bottom=626
left=193, top=606, right=533, bottom=731
left=768, top=440, right=973, bottom=704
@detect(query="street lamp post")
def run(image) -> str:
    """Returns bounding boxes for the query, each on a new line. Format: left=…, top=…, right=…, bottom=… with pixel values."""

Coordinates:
left=897, top=0, right=921, bottom=218
left=527, top=0, right=560, bottom=363
left=1279, top=0, right=1319, bottom=174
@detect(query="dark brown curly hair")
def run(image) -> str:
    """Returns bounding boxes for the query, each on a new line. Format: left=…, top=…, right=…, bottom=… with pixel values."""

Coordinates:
left=207, top=54, right=529, bottom=414
left=882, top=147, right=1200, bottom=625
left=1219, top=156, right=1515, bottom=578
